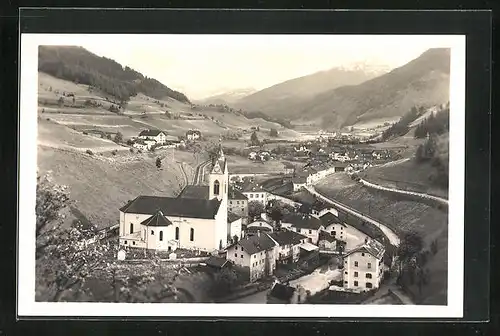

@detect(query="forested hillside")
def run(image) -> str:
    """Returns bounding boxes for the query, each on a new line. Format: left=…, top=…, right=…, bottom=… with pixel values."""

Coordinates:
left=38, top=45, right=190, bottom=104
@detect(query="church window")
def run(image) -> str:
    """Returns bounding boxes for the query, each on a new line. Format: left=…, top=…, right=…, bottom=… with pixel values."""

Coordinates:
left=214, top=180, right=220, bottom=195
left=160, top=231, right=163, bottom=241
left=129, top=223, right=133, bottom=234
left=175, top=227, right=179, bottom=240
left=190, top=228, right=195, bottom=241
left=151, top=230, right=154, bottom=235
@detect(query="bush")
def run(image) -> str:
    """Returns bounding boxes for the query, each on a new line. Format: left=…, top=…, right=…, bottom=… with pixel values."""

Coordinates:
left=112, top=150, right=118, bottom=156
left=86, top=149, right=94, bottom=155
left=129, top=148, right=134, bottom=153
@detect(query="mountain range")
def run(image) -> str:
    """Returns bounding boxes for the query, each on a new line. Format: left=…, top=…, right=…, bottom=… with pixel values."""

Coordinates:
left=197, top=88, right=258, bottom=105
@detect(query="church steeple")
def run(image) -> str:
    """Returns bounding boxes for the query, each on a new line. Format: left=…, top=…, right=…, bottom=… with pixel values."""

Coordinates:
left=209, top=145, right=228, bottom=201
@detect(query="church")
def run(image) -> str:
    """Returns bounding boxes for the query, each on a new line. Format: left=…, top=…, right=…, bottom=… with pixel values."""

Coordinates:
left=118, top=147, right=229, bottom=253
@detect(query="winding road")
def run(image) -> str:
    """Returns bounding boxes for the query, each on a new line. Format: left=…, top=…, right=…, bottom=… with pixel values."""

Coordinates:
left=193, top=160, right=211, bottom=185
left=305, top=185, right=401, bottom=246
left=359, top=178, right=448, bottom=207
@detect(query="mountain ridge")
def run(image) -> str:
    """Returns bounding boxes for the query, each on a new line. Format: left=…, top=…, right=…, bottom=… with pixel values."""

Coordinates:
left=38, top=45, right=190, bottom=104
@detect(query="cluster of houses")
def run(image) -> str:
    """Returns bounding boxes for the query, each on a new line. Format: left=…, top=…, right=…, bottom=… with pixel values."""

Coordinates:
left=248, top=150, right=272, bottom=162
left=130, top=129, right=202, bottom=151
left=116, top=146, right=388, bottom=302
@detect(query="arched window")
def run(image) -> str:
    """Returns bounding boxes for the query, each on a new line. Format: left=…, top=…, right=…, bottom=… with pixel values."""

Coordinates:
left=159, top=231, right=163, bottom=241
left=129, top=223, right=134, bottom=234
left=213, top=180, right=220, bottom=195
left=175, top=227, right=179, bottom=240
left=190, top=228, right=194, bottom=241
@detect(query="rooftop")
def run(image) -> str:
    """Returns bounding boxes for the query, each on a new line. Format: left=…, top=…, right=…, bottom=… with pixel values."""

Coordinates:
left=120, top=195, right=221, bottom=219
left=204, top=256, right=229, bottom=269
left=281, top=213, right=323, bottom=230
left=178, top=185, right=209, bottom=200
left=318, top=230, right=337, bottom=243
left=345, top=238, right=386, bottom=259
left=228, top=212, right=241, bottom=223
left=228, top=187, right=248, bottom=200
left=319, top=212, right=346, bottom=227
left=140, top=210, right=173, bottom=227
left=268, top=230, right=307, bottom=246
left=139, top=129, right=164, bottom=137
left=235, top=233, right=276, bottom=255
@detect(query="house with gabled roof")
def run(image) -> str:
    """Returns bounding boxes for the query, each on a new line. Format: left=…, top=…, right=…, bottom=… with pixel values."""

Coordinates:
left=281, top=213, right=324, bottom=245
left=118, top=147, right=229, bottom=253
left=267, top=229, right=308, bottom=265
left=228, top=187, right=248, bottom=219
left=138, top=129, right=167, bottom=144
left=319, top=212, right=346, bottom=241
left=226, top=231, right=277, bottom=282
left=342, top=238, right=386, bottom=291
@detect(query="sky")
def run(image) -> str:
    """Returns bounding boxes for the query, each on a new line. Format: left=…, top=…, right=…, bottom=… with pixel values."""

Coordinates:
left=39, top=34, right=457, bottom=100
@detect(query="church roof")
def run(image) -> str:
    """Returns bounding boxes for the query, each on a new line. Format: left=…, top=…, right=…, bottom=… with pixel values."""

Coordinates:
left=140, top=210, right=173, bottom=227
left=228, top=187, right=247, bottom=200
left=119, top=196, right=221, bottom=219
left=178, top=185, right=209, bottom=199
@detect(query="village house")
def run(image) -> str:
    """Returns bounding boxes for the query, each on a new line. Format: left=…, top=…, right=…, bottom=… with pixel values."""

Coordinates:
left=281, top=213, right=324, bottom=245
left=317, top=231, right=338, bottom=251
left=226, top=231, right=277, bottom=282
left=138, top=129, right=167, bottom=144
left=228, top=187, right=248, bottom=219
left=267, top=281, right=308, bottom=304
left=227, top=212, right=243, bottom=241
left=311, top=201, right=339, bottom=218
left=291, top=176, right=307, bottom=192
left=186, top=129, right=202, bottom=141
left=343, top=238, right=386, bottom=291
left=118, top=147, right=229, bottom=253
left=319, top=212, right=347, bottom=242
left=242, top=183, right=269, bottom=206
left=268, top=229, right=308, bottom=265
left=246, top=216, right=274, bottom=234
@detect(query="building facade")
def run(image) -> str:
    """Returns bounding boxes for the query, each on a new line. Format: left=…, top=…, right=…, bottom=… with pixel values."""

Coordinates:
left=343, top=239, right=385, bottom=291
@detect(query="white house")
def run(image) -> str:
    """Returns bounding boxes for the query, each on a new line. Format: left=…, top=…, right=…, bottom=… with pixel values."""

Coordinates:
left=292, top=176, right=307, bottom=192
left=343, top=238, right=386, bottom=291
left=186, top=129, right=202, bottom=141
left=226, top=231, right=277, bottom=282
left=319, top=212, right=346, bottom=241
left=246, top=218, right=274, bottom=233
left=138, top=129, right=167, bottom=144
left=281, top=213, right=324, bottom=245
left=118, top=147, right=229, bottom=253
left=228, top=212, right=243, bottom=240
left=242, top=184, right=269, bottom=206
left=267, top=229, right=308, bottom=265
left=311, top=202, right=339, bottom=218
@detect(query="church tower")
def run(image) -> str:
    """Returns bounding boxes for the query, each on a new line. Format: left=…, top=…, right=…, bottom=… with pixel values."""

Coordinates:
left=209, top=145, right=229, bottom=250
left=209, top=145, right=229, bottom=202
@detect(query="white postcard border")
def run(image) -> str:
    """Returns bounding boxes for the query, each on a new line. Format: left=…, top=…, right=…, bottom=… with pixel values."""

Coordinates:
left=18, top=34, right=465, bottom=318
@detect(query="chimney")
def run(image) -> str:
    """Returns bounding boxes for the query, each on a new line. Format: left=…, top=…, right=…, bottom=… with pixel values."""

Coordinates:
left=257, top=230, right=261, bottom=237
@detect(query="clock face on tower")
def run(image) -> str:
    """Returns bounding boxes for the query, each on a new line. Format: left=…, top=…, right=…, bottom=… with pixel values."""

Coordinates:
left=213, top=163, right=221, bottom=173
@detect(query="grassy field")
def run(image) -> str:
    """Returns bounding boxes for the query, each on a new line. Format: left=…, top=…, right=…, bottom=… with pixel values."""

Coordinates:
left=38, top=72, right=302, bottom=142
left=37, top=145, right=200, bottom=229
left=315, top=173, right=448, bottom=305
left=38, top=117, right=128, bottom=153
left=225, top=155, right=287, bottom=174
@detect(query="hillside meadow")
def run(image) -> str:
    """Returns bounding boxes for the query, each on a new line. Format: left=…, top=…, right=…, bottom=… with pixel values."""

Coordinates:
left=315, top=173, right=448, bottom=305
left=37, top=146, right=200, bottom=230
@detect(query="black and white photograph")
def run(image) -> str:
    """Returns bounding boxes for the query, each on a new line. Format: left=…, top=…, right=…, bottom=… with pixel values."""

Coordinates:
left=18, top=32, right=466, bottom=318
